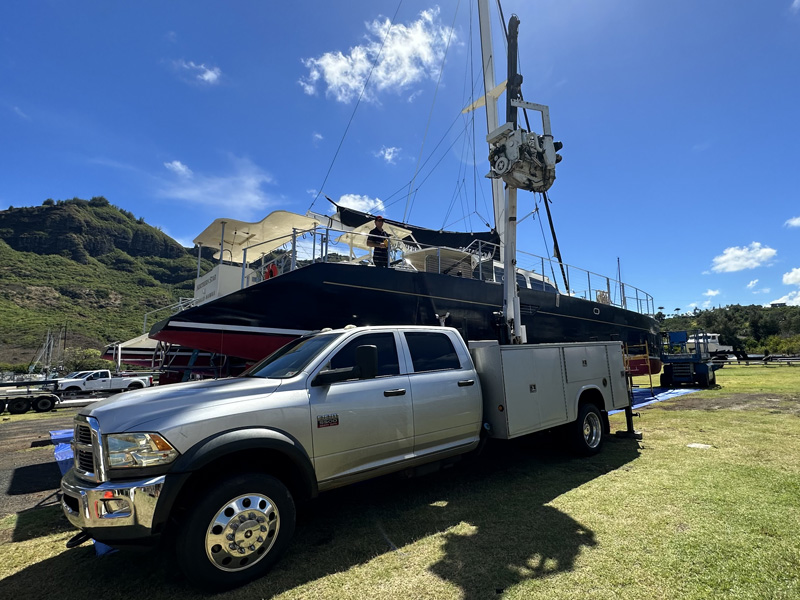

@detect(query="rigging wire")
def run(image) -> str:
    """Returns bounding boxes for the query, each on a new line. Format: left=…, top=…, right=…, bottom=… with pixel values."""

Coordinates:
left=403, top=0, right=461, bottom=224
left=307, top=0, right=404, bottom=214
left=535, top=193, right=561, bottom=290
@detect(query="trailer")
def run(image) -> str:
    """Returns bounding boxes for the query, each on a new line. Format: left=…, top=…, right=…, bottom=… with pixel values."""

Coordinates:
left=659, top=330, right=723, bottom=388
left=0, top=379, right=60, bottom=414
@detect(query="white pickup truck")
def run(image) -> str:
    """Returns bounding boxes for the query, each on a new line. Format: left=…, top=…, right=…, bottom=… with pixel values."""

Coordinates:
left=60, top=326, right=630, bottom=589
left=57, top=369, right=152, bottom=396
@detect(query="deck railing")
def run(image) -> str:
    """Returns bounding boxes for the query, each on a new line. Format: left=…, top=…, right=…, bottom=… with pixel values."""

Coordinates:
left=232, top=224, right=656, bottom=317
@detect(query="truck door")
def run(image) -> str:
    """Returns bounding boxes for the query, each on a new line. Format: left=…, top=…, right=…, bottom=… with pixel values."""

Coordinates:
left=84, top=371, right=110, bottom=391
left=308, top=332, right=413, bottom=483
left=402, top=331, right=483, bottom=457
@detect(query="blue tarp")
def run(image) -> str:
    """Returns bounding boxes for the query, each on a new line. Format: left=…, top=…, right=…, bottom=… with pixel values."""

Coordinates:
left=610, top=386, right=699, bottom=415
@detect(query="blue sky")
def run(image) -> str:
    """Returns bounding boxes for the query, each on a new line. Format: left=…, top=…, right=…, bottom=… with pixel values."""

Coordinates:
left=2, top=0, right=799, bottom=313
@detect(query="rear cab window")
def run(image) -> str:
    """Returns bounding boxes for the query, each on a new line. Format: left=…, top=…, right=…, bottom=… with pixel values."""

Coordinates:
left=403, top=332, right=462, bottom=373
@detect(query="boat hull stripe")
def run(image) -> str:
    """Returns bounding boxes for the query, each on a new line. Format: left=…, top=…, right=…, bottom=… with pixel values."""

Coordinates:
left=167, top=321, right=311, bottom=336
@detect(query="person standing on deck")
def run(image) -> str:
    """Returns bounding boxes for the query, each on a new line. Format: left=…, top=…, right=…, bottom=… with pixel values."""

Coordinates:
left=367, top=216, right=390, bottom=268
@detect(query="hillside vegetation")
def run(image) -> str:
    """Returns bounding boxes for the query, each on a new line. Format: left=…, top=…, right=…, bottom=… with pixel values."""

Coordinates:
left=0, top=197, right=212, bottom=367
left=660, top=304, right=800, bottom=355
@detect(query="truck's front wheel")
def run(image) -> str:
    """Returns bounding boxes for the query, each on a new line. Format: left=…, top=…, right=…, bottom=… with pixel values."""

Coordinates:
left=175, top=473, right=295, bottom=589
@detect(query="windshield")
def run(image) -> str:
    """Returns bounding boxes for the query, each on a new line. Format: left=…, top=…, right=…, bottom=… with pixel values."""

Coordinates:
left=244, top=333, right=339, bottom=379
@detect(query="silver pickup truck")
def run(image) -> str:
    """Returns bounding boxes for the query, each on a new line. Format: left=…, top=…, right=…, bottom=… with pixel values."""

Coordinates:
left=60, top=325, right=629, bottom=588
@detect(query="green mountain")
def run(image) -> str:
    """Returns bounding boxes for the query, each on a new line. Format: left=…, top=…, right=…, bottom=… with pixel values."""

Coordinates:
left=0, top=197, right=212, bottom=366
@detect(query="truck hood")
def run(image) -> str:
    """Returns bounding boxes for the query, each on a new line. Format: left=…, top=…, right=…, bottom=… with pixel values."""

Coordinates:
left=83, top=377, right=282, bottom=433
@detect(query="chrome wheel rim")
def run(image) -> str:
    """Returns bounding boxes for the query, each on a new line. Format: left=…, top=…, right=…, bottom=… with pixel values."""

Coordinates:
left=205, top=493, right=280, bottom=571
left=583, top=412, right=602, bottom=449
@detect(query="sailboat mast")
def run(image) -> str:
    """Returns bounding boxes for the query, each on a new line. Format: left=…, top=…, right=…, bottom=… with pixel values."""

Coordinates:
left=482, top=4, right=562, bottom=344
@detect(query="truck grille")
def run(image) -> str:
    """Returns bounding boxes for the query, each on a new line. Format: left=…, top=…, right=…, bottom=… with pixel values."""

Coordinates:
left=76, top=447, right=95, bottom=473
left=73, top=417, right=104, bottom=482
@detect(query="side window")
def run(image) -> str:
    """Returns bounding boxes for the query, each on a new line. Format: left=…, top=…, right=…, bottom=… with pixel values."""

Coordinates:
left=404, top=332, right=461, bottom=373
left=515, top=273, right=528, bottom=288
left=494, top=265, right=504, bottom=283
left=329, top=333, right=400, bottom=377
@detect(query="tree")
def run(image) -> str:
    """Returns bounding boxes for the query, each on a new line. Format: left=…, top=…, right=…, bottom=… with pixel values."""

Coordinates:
left=62, top=348, right=114, bottom=372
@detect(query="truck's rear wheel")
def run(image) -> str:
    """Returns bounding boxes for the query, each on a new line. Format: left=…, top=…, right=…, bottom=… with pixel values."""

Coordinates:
left=7, top=398, right=31, bottom=414
left=175, top=472, right=295, bottom=589
left=571, top=403, right=604, bottom=455
left=32, top=396, right=55, bottom=412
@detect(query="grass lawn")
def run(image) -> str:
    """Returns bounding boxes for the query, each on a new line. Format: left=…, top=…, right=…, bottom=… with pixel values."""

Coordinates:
left=1, top=365, right=798, bottom=599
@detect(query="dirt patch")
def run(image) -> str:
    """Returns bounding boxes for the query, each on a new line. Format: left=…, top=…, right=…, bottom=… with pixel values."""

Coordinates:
left=0, top=409, right=79, bottom=523
left=659, top=392, right=800, bottom=414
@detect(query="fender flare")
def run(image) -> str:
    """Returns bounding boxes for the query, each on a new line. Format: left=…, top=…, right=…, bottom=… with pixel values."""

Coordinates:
left=171, top=427, right=316, bottom=493
left=573, top=384, right=607, bottom=411
left=152, top=428, right=318, bottom=535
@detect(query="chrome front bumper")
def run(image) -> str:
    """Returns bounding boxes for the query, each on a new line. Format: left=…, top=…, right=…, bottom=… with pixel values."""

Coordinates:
left=61, top=468, right=166, bottom=538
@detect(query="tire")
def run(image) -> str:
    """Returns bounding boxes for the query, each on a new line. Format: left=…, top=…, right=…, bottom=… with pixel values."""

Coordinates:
left=570, top=403, right=604, bottom=456
left=708, top=370, right=716, bottom=386
left=62, top=386, right=81, bottom=400
left=659, top=373, right=670, bottom=388
left=175, top=473, right=296, bottom=589
left=32, top=396, right=56, bottom=413
left=7, top=398, right=31, bottom=415
left=696, top=372, right=710, bottom=388
left=0, top=400, right=6, bottom=414
left=127, top=382, right=144, bottom=390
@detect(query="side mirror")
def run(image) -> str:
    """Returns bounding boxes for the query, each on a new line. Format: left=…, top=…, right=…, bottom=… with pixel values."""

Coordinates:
left=311, top=345, right=378, bottom=386
left=311, top=367, right=357, bottom=386
left=356, top=345, right=378, bottom=380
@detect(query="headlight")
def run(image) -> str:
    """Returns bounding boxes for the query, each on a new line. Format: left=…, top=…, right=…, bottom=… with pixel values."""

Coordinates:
left=105, top=433, right=179, bottom=469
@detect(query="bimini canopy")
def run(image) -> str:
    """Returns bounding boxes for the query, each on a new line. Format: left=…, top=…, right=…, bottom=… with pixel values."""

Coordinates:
left=193, top=211, right=328, bottom=263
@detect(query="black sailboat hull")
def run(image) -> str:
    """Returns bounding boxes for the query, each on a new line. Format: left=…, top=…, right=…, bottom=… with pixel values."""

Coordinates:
left=151, top=263, right=660, bottom=372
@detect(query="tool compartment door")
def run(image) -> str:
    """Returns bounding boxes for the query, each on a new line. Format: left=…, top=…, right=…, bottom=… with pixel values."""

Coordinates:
left=501, top=346, right=568, bottom=437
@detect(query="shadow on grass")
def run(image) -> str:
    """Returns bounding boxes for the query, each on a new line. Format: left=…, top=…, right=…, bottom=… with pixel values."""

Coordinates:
left=0, top=433, right=639, bottom=599
left=7, top=461, right=62, bottom=495
left=10, top=505, right=73, bottom=543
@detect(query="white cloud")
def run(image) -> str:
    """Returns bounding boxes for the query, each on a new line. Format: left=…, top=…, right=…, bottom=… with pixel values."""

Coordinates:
left=703, top=289, right=720, bottom=297
left=746, top=279, right=758, bottom=289
left=407, top=90, right=423, bottom=103
left=155, top=225, right=193, bottom=248
left=12, top=106, right=30, bottom=120
left=158, top=156, right=273, bottom=216
left=312, top=132, right=324, bottom=144
left=173, top=59, right=222, bottom=84
left=375, top=146, right=401, bottom=164
left=299, top=7, right=455, bottom=103
left=335, top=193, right=385, bottom=214
left=785, top=216, right=800, bottom=227
left=711, top=242, right=777, bottom=272
left=783, top=268, right=800, bottom=286
left=792, top=0, right=800, bottom=15
left=767, top=291, right=800, bottom=306
left=165, top=31, right=177, bottom=43
left=164, top=160, right=193, bottom=178
left=702, top=300, right=712, bottom=308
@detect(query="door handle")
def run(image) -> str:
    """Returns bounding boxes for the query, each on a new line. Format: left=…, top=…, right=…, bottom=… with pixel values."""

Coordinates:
left=458, top=379, right=475, bottom=387
left=384, top=388, right=406, bottom=397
